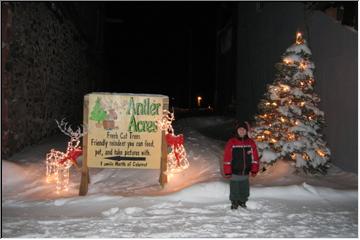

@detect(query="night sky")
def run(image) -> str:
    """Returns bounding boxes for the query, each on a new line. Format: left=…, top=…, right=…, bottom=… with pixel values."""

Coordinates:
left=104, top=2, right=217, bottom=108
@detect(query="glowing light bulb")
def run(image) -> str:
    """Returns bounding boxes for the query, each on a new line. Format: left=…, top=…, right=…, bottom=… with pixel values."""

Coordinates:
left=296, top=32, right=304, bottom=45
left=283, top=58, right=292, bottom=64
left=272, top=102, right=277, bottom=106
left=290, top=153, right=296, bottom=160
left=270, top=138, right=277, bottom=143
left=288, top=133, right=295, bottom=140
left=197, top=96, right=202, bottom=107
left=316, top=149, right=326, bottom=157
left=264, top=130, right=271, bottom=135
left=280, top=84, right=290, bottom=92
left=302, top=153, right=310, bottom=161
left=300, top=102, right=305, bottom=107
left=299, top=62, right=307, bottom=70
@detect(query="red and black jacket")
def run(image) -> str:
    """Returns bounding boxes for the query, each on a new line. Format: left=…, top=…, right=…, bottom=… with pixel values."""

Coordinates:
left=223, top=137, right=259, bottom=176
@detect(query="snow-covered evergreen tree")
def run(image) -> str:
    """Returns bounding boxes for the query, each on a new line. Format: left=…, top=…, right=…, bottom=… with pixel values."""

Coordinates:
left=253, top=32, right=330, bottom=174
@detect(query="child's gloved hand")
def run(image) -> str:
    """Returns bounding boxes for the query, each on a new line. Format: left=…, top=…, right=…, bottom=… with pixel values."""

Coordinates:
left=224, top=174, right=232, bottom=179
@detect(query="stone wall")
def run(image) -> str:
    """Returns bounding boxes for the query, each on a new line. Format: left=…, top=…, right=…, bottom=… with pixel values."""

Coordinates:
left=2, top=2, right=92, bottom=157
left=2, top=2, right=13, bottom=157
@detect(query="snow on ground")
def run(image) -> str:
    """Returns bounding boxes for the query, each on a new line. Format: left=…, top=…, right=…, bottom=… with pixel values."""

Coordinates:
left=2, top=116, right=358, bottom=238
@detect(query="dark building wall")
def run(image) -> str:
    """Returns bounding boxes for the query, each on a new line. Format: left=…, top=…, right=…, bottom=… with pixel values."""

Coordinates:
left=236, top=2, right=306, bottom=122
left=307, top=11, right=357, bottom=173
left=235, top=3, right=357, bottom=173
left=1, top=2, right=93, bottom=158
left=215, top=3, right=237, bottom=114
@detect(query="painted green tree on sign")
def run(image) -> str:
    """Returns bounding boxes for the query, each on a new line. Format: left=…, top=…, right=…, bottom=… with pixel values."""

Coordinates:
left=90, top=97, right=107, bottom=123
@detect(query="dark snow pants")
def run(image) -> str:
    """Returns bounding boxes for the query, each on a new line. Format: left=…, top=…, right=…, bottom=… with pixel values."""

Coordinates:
left=229, top=175, right=249, bottom=202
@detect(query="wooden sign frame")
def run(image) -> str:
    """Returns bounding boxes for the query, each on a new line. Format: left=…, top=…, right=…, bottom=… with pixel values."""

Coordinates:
left=79, top=93, right=168, bottom=196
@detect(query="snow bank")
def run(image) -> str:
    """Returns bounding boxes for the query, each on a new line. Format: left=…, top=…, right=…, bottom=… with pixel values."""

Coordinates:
left=161, top=180, right=357, bottom=203
left=2, top=161, right=29, bottom=186
left=2, top=116, right=357, bottom=203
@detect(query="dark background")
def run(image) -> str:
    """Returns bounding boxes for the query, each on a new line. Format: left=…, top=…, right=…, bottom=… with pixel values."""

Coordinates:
left=104, top=2, right=217, bottom=108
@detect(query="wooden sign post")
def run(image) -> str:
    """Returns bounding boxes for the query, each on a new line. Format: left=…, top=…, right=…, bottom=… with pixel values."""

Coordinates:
left=159, top=131, right=168, bottom=188
left=79, top=93, right=169, bottom=196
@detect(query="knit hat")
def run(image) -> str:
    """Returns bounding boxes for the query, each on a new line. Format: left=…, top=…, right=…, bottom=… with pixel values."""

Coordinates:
left=234, top=121, right=249, bottom=131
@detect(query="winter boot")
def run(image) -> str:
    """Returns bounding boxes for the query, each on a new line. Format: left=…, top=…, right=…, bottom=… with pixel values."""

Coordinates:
left=239, top=201, right=247, bottom=208
left=231, top=201, right=239, bottom=210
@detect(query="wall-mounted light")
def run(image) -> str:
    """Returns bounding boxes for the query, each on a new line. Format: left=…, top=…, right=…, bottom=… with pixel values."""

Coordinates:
left=197, top=96, right=202, bottom=107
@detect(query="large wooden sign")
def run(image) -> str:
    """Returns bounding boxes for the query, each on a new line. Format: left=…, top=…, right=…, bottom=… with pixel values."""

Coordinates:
left=80, top=93, right=169, bottom=195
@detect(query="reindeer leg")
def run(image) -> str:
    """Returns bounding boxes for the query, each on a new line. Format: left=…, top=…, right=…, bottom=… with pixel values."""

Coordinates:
left=69, top=158, right=81, bottom=172
left=55, top=168, right=62, bottom=194
left=63, top=168, right=69, bottom=192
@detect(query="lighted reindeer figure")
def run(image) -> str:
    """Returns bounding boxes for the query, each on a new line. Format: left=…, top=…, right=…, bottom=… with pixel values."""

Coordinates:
left=157, top=110, right=189, bottom=174
left=46, top=119, right=85, bottom=193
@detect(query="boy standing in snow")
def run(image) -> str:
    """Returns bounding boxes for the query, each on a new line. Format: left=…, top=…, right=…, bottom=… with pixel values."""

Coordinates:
left=223, top=121, right=259, bottom=209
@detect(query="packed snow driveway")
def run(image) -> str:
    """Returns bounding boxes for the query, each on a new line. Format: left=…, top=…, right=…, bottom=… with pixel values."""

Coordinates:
left=2, top=117, right=358, bottom=237
left=2, top=181, right=357, bottom=238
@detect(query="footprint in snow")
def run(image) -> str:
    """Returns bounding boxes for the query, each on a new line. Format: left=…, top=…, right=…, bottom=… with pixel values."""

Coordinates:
left=146, top=209, right=175, bottom=215
left=101, top=207, right=119, bottom=216
left=176, top=208, right=214, bottom=214
left=124, top=207, right=144, bottom=215
left=206, top=204, right=228, bottom=210
left=54, top=198, right=70, bottom=206
left=246, top=201, right=262, bottom=210
left=150, top=202, right=182, bottom=209
left=262, top=212, right=284, bottom=218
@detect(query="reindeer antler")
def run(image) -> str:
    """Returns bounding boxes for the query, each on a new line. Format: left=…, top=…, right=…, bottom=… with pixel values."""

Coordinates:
left=164, top=110, right=175, bottom=123
left=55, top=118, right=87, bottom=139
left=156, top=109, right=175, bottom=134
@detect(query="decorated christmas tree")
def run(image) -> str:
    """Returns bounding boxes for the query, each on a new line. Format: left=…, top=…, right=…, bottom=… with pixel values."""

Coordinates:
left=253, top=32, right=330, bottom=174
left=90, top=97, right=107, bottom=124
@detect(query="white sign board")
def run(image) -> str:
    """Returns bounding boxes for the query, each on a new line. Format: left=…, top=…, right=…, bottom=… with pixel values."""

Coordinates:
left=84, top=93, right=169, bottom=169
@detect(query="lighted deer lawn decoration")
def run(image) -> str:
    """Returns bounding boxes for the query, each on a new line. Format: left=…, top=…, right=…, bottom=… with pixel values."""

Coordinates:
left=157, top=110, right=189, bottom=174
left=46, top=119, right=85, bottom=193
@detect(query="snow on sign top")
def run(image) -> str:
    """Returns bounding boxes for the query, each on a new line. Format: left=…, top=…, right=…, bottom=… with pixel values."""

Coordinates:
left=86, top=92, right=168, bottom=98
left=84, top=93, right=169, bottom=169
